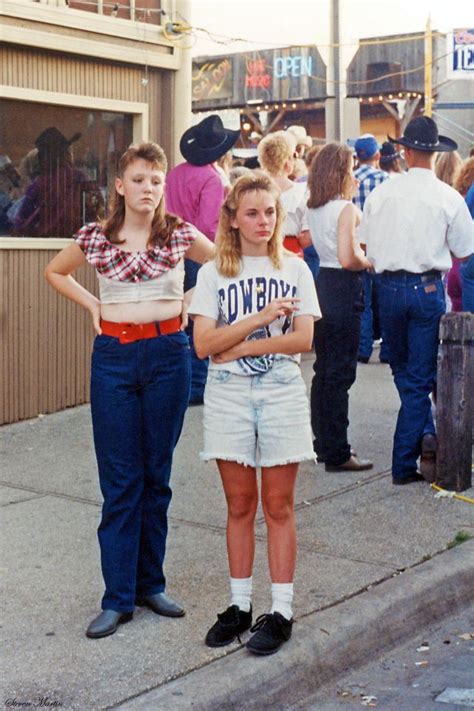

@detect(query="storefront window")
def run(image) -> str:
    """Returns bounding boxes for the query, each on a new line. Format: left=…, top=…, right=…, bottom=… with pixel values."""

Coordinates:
left=0, top=100, right=133, bottom=238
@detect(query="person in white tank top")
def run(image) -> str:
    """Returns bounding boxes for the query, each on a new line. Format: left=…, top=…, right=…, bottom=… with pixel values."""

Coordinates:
left=306, top=143, right=374, bottom=473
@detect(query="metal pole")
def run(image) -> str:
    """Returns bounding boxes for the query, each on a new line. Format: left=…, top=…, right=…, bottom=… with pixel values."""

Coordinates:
left=424, top=16, right=433, bottom=117
left=171, top=0, right=193, bottom=166
left=331, top=0, right=342, bottom=140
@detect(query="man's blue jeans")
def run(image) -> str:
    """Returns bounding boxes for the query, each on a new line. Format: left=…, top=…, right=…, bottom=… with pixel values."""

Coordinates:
left=377, top=271, right=445, bottom=480
left=359, top=271, right=374, bottom=360
left=303, top=244, right=320, bottom=281
left=90, top=331, right=191, bottom=612
left=185, top=258, right=209, bottom=403
left=461, top=253, right=474, bottom=313
left=360, top=272, right=390, bottom=362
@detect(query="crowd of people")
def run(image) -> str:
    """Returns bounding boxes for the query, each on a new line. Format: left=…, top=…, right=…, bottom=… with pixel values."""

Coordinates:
left=44, top=112, right=474, bottom=656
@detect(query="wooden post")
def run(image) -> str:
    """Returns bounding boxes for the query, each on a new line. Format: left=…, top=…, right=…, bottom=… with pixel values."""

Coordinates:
left=424, top=16, right=433, bottom=118
left=436, top=312, right=474, bottom=492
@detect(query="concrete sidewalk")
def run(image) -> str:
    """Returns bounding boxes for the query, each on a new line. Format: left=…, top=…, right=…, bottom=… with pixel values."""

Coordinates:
left=1, top=355, right=473, bottom=710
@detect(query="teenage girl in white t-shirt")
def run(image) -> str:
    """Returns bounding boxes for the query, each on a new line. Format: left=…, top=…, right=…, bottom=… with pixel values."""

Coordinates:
left=189, top=173, right=321, bottom=656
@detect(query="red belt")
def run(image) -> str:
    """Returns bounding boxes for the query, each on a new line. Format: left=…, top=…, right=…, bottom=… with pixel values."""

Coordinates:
left=100, top=317, right=182, bottom=344
left=283, top=235, right=304, bottom=258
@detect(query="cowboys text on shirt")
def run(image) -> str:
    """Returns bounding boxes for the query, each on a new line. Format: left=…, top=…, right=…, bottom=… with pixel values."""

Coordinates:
left=218, top=276, right=297, bottom=324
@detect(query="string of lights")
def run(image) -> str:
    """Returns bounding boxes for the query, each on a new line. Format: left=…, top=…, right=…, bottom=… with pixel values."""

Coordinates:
left=63, top=1, right=458, bottom=50
left=64, top=2, right=458, bottom=92
left=229, top=92, right=423, bottom=116
left=62, top=1, right=465, bottom=106
left=192, top=48, right=454, bottom=111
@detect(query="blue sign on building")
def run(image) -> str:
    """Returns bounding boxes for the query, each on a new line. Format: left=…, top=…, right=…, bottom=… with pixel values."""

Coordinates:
left=274, top=55, right=313, bottom=79
left=453, top=29, right=474, bottom=72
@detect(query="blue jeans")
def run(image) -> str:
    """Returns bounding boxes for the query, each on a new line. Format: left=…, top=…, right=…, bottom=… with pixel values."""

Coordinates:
left=185, top=258, right=209, bottom=403
left=311, top=268, right=363, bottom=466
left=373, top=274, right=391, bottom=362
left=303, top=245, right=320, bottom=281
left=460, top=253, right=474, bottom=313
left=359, top=271, right=374, bottom=360
left=377, top=271, right=445, bottom=479
left=90, top=331, right=191, bottom=612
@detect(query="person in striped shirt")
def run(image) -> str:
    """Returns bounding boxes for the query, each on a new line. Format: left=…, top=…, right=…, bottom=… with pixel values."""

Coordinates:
left=353, top=135, right=389, bottom=364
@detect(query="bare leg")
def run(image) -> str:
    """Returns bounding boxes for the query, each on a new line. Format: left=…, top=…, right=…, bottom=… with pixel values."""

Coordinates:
left=261, top=464, right=299, bottom=582
left=217, top=460, right=258, bottom=578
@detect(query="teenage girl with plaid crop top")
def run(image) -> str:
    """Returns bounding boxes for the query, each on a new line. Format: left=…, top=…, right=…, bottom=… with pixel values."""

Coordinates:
left=45, top=142, right=214, bottom=639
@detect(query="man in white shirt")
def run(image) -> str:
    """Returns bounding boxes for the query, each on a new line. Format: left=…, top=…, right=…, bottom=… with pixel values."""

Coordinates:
left=359, top=117, right=474, bottom=485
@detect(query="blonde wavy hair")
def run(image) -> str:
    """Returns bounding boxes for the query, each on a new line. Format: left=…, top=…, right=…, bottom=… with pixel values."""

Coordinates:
left=215, top=173, right=285, bottom=277
left=257, top=131, right=296, bottom=175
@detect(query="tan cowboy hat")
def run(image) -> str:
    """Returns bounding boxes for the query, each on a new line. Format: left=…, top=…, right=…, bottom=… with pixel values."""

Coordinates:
left=286, top=125, right=312, bottom=148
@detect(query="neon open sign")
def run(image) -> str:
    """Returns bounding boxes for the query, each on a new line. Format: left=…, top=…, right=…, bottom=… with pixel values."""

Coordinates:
left=274, top=55, right=313, bottom=79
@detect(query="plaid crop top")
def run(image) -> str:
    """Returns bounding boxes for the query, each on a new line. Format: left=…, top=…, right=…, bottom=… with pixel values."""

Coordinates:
left=74, top=221, right=200, bottom=303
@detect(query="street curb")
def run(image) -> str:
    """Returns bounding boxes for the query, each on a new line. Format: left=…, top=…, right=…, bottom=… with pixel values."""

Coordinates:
left=114, top=540, right=474, bottom=710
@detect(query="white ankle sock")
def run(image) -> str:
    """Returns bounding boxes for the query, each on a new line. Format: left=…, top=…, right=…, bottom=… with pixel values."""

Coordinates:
left=270, top=582, right=294, bottom=620
left=230, top=576, right=252, bottom=612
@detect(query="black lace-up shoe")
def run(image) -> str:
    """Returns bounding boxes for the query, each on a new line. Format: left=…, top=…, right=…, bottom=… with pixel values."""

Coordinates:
left=205, top=604, right=252, bottom=647
left=246, top=612, right=293, bottom=655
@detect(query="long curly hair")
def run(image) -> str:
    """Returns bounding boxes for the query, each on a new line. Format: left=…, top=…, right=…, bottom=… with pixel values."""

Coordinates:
left=215, top=173, right=284, bottom=277
left=453, top=156, right=474, bottom=197
left=307, top=142, right=354, bottom=208
left=102, top=142, right=182, bottom=248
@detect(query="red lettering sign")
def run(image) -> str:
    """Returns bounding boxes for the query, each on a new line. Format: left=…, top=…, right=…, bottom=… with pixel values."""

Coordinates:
left=245, top=74, right=271, bottom=88
left=245, top=58, right=271, bottom=91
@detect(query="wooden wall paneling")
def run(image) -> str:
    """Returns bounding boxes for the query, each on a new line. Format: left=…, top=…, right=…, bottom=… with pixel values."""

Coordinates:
left=0, top=249, right=96, bottom=424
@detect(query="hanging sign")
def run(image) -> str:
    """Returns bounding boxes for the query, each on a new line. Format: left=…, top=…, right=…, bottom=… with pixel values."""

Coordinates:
left=451, top=29, right=474, bottom=74
left=274, top=55, right=313, bottom=79
left=192, top=57, right=233, bottom=102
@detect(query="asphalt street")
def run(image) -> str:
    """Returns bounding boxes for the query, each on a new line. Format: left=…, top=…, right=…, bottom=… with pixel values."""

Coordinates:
left=293, top=604, right=474, bottom=710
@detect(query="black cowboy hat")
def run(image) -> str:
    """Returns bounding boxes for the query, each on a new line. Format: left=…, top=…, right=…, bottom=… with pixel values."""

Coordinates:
left=180, top=115, right=240, bottom=166
left=35, top=127, right=82, bottom=152
left=388, top=116, right=457, bottom=153
left=379, top=141, right=400, bottom=161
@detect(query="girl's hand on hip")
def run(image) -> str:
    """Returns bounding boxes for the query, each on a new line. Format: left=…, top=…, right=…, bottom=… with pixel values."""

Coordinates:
left=180, top=301, right=189, bottom=330
left=89, top=302, right=102, bottom=335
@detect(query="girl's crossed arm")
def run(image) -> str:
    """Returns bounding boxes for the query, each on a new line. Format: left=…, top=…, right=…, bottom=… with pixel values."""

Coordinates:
left=193, top=298, right=304, bottom=360
left=212, top=314, right=314, bottom=364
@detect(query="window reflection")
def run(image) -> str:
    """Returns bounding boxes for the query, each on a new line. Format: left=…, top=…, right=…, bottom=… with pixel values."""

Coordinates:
left=1, top=101, right=133, bottom=238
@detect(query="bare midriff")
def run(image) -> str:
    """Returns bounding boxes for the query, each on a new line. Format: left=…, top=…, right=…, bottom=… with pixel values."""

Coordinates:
left=100, top=299, right=183, bottom=324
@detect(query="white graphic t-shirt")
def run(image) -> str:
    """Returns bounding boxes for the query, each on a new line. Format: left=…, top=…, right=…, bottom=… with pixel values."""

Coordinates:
left=188, top=254, right=321, bottom=376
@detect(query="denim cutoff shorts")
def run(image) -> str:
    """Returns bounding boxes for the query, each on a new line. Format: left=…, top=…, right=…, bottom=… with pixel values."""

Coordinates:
left=201, top=358, right=315, bottom=468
